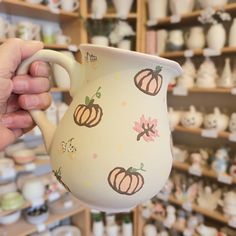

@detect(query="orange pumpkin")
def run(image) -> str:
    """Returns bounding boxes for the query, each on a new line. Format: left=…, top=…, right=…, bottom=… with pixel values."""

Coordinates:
left=73, top=100, right=103, bottom=128
left=134, top=66, right=163, bottom=96
left=108, top=166, right=144, bottom=195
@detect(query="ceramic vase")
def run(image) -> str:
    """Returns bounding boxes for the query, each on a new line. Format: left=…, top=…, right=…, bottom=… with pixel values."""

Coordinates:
left=229, top=18, right=236, bottom=47
left=207, top=23, right=226, bottom=51
left=112, top=0, right=134, bottom=19
left=218, top=58, right=234, bottom=88
left=170, top=0, right=195, bottom=15
left=91, top=0, right=107, bottom=19
left=91, top=36, right=109, bottom=46
left=93, top=221, right=104, bottom=236
left=122, top=222, right=133, bottom=236
left=186, top=26, right=205, bottom=50
left=147, top=0, right=168, bottom=20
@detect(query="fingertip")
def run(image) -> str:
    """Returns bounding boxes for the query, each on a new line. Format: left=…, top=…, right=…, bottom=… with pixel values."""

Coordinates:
left=30, top=61, right=51, bottom=77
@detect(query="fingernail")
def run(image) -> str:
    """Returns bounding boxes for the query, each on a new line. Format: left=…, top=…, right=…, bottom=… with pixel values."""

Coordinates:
left=24, top=96, right=40, bottom=109
left=36, top=62, right=49, bottom=76
left=13, top=80, right=28, bottom=93
left=1, top=115, right=12, bottom=126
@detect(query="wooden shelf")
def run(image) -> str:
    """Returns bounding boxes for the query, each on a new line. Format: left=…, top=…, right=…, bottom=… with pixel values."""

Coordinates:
left=0, top=0, right=79, bottom=22
left=44, top=44, right=72, bottom=50
left=160, top=47, right=236, bottom=59
left=173, top=161, right=236, bottom=185
left=147, top=3, right=236, bottom=29
left=50, top=87, right=69, bottom=93
left=86, top=12, right=137, bottom=19
left=168, top=195, right=229, bottom=224
left=174, top=125, right=231, bottom=140
left=1, top=205, right=85, bottom=236
left=168, top=87, right=235, bottom=94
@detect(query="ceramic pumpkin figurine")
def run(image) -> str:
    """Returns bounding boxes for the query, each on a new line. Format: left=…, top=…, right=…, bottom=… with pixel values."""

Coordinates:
left=73, top=87, right=103, bottom=127
left=134, top=66, right=163, bottom=96
left=108, top=163, right=145, bottom=195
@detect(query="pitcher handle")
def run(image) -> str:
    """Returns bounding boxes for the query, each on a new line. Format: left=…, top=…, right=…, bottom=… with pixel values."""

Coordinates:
left=16, top=49, right=81, bottom=151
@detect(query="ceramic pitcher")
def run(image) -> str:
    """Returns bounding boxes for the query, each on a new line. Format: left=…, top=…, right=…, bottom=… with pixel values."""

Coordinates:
left=16, top=44, right=182, bottom=212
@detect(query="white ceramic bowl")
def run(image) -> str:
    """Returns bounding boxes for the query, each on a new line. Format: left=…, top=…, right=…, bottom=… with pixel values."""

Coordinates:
left=25, top=205, right=49, bottom=225
left=51, top=226, right=81, bottom=236
left=0, top=211, right=21, bottom=225
left=0, top=181, right=17, bottom=196
left=12, top=149, right=36, bottom=165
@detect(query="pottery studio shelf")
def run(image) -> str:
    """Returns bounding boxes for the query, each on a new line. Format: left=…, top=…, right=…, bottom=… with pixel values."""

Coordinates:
left=1, top=205, right=85, bottom=236
left=147, top=3, right=236, bottom=29
left=173, top=161, right=236, bottom=185
left=50, top=87, right=69, bottom=93
left=0, top=0, right=78, bottom=22
left=173, top=125, right=234, bottom=141
left=157, top=195, right=230, bottom=225
left=86, top=12, right=137, bottom=19
left=168, top=87, right=236, bottom=94
left=159, top=47, right=236, bottom=59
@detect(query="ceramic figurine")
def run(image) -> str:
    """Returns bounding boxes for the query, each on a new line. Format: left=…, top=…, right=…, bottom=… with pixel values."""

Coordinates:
left=154, top=202, right=165, bottom=217
left=217, top=58, right=234, bottom=88
left=197, top=185, right=221, bottom=210
left=16, top=44, right=182, bottom=212
left=219, top=192, right=236, bottom=220
left=186, top=26, right=205, bottom=50
left=181, top=106, right=203, bottom=129
left=211, top=147, right=229, bottom=175
left=168, top=107, right=181, bottom=130
left=187, top=214, right=199, bottom=231
left=197, top=224, right=218, bottom=236
left=91, top=0, right=107, bottom=19
left=170, top=0, right=194, bottom=15
left=167, top=30, right=184, bottom=51
left=229, top=113, right=236, bottom=133
left=172, top=146, right=188, bottom=163
left=164, top=205, right=176, bottom=228
left=207, top=23, right=226, bottom=51
left=190, top=152, right=202, bottom=172
left=196, top=58, right=218, bottom=88
left=181, top=58, right=196, bottom=78
left=157, top=179, right=174, bottom=198
left=143, top=224, right=157, bottom=236
left=175, top=210, right=186, bottom=230
left=203, top=107, right=229, bottom=132
left=198, top=0, right=228, bottom=9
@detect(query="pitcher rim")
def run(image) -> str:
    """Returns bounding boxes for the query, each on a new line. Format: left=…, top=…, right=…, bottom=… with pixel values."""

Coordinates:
left=79, top=44, right=183, bottom=76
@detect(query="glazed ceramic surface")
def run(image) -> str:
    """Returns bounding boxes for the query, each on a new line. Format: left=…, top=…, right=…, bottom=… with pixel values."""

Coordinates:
left=17, top=44, right=182, bottom=212
left=181, top=106, right=203, bottom=128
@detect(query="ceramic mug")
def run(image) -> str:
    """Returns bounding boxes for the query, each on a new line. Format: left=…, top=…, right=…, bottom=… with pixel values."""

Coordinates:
left=60, top=0, right=79, bottom=12
left=16, top=44, right=182, bottom=212
left=17, top=21, right=40, bottom=41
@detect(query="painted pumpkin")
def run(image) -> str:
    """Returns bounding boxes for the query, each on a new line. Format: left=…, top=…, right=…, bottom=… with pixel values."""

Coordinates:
left=134, top=66, right=163, bottom=96
left=108, top=164, right=145, bottom=195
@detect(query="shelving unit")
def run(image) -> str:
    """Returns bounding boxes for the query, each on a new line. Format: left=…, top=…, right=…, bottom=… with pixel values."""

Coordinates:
left=1, top=205, right=86, bottom=236
left=168, top=87, right=236, bottom=94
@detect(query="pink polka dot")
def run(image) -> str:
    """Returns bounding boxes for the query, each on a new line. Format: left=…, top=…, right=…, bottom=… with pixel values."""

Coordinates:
left=93, top=153, right=98, bottom=159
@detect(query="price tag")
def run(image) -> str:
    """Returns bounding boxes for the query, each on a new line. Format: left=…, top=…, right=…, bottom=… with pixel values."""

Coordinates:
left=1, top=168, right=16, bottom=179
left=188, top=166, right=202, bottom=176
left=48, top=191, right=60, bottom=202
left=37, top=224, right=46, bottom=232
left=184, top=50, right=194, bottom=58
left=156, top=192, right=169, bottom=202
left=229, top=133, right=236, bottom=142
left=217, top=174, right=233, bottom=184
left=170, top=15, right=181, bottom=23
left=64, top=200, right=73, bottom=208
left=173, top=86, right=188, bottom=96
left=31, top=198, right=44, bottom=207
left=146, top=19, right=158, bottom=27
left=182, top=201, right=192, bottom=212
left=228, top=218, right=236, bottom=228
left=68, top=44, right=78, bottom=52
left=25, top=163, right=36, bottom=171
left=201, top=129, right=218, bottom=138
left=231, top=87, right=236, bottom=95
left=203, top=48, right=221, bottom=57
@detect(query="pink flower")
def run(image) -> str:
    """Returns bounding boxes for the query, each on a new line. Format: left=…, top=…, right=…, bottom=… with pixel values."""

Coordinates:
left=133, top=115, right=159, bottom=142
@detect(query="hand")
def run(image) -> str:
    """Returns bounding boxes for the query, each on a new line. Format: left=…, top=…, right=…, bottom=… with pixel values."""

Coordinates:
left=0, top=38, right=51, bottom=150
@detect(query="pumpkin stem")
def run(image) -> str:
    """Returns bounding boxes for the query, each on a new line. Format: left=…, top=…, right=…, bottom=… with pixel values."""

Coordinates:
left=127, top=163, right=146, bottom=173
left=154, top=66, right=162, bottom=76
left=84, top=87, right=102, bottom=106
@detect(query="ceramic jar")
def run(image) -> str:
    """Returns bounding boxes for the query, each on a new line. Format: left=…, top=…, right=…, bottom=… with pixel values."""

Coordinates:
left=198, top=0, right=228, bottom=9
left=203, top=107, right=229, bottom=132
left=22, top=178, right=45, bottom=201
left=147, top=0, right=168, bottom=20
left=170, top=0, right=195, bottom=15
left=229, top=113, right=236, bottom=133
left=91, top=0, right=107, bottom=19
left=1, top=192, right=24, bottom=211
left=207, top=23, right=226, bottom=51
left=168, top=107, right=181, bottom=130
left=112, top=0, right=134, bottom=19
left=167, top=30, right=184, bottom=51
left=211, top=148, right=229, bottom=175
left=217, top=58, right=234, bottom=88
left=143, top=224, right=157, bottom=236
left=229, top=18, right=236, bottom=47
left=181, top=106, right=203, bottom=128
left=186, top=27, right=205, bottom=50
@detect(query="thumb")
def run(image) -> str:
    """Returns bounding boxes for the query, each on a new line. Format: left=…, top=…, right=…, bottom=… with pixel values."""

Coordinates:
left=0, top=79, right=13, bottom=113
left=0, top=38, right=44, bottom=80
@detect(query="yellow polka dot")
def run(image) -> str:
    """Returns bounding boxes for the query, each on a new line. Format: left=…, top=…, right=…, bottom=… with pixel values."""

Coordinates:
left=117, top=144, right=124, bottom=153
left=115, top=73, right=121, bottom=80
left=83, top=181, right=92, bottom=188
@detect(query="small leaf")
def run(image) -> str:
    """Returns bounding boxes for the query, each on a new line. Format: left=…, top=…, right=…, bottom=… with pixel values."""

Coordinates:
left=96, top=92, right=101, bottom=98
left=85, top=96, right=90, bottom=106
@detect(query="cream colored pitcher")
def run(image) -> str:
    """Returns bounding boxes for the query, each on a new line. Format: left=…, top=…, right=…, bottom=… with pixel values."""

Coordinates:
left=17, top=44, right=182, bottom=212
